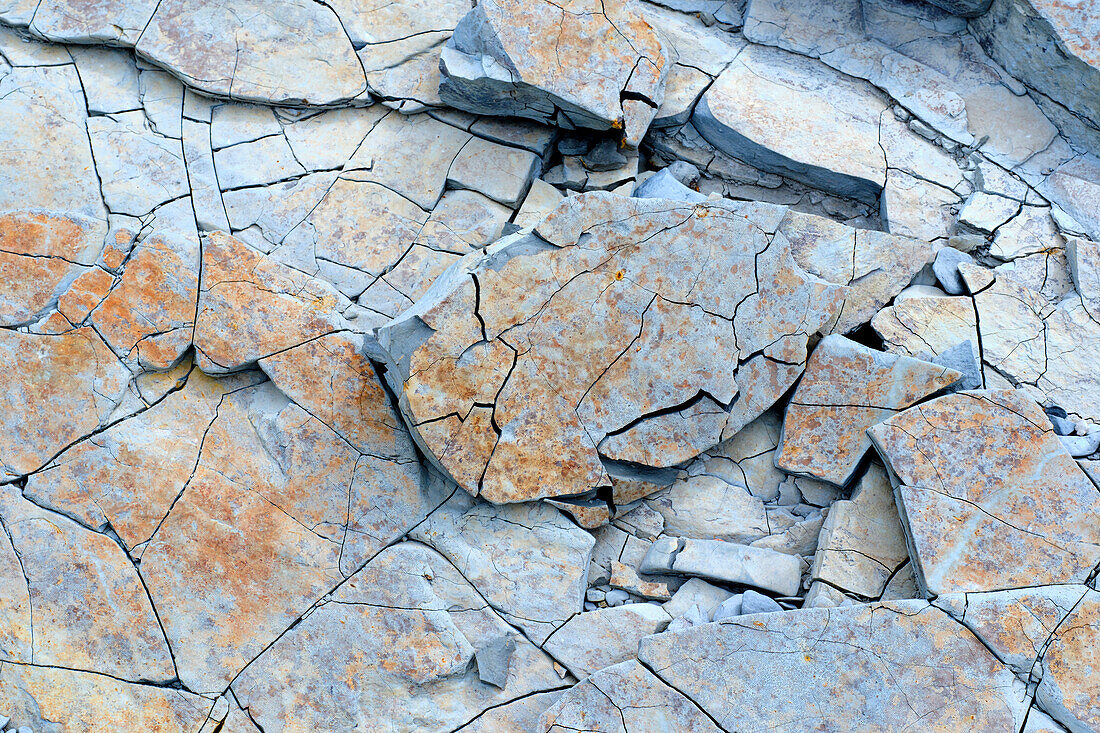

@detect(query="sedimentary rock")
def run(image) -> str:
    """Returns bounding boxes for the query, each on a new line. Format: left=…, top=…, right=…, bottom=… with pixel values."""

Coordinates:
left=439, top=0, right=671, bottom=146
left=641, top=536, right=801, bottom=596
left=869, top=390, right=1100, bottom=596
left=542, top=603, right=671, bottom=679
left=775, top=335, right=961, bottom=486
left=378, top=192, right=845, bottom=503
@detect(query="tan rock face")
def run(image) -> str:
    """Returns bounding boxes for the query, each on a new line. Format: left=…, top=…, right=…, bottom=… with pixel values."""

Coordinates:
left=638, top=600, right=1029, bottom=731
left=439, top=0, right=670, bottom=146
left=194, top=231, right=352, bottom=373
left=869, top=390, right=1100, bottom=596
left=0, top=328, right=132, bottom=479
left=232, top=542, right=563, bottom=732
left=872, top=294, right=979, bottom=358
left=776, top=335, right=960, bottom=486
left=0, top=486, right=174, bottom=682
left=1037, top=590, right=1100, bottom=733
left=379, top=193, right=844, bottom=503
left=0, top=664, right=212, bottom=732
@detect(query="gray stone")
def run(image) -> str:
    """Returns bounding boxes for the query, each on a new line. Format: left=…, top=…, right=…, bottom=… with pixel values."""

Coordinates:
left=922, top=0, right=993, bottom=17
left=582, top=139, right=628, bottom=171
left=1062, top=432, right=1100, bottom=458
left=604, top=589, right=630, bottom=607
left=933, top=247, right=977, bottom=295
left=663, top=578, right=733, bottom=620
left=632, top=168, right=707, bottom=202
left=710, top=594, right=743, bottom=621
left=542, top=603, right=671, bottom=679
left=476, top=634, right=516, bottom=689
left=640, top=537, right=802, bottom=596
left=928, top=340, right=983, bottom=391
left=740, top=590, right=783, bottom=615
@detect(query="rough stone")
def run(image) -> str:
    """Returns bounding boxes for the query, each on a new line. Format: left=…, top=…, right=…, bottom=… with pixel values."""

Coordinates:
left=933, top=247, right=977, bottom=295
left=872, top=294, right=979, bottom=358
left=542, top=603, right=671, bottom=679
left=644, top=474, right=769, bottom=543
left=776, top=335, right=961, bottom=486
left=641, top=536, right=802, bottom=596
left=377, top=192, right=844, bottom=503
left=869, top=390, right=1100, bottom=596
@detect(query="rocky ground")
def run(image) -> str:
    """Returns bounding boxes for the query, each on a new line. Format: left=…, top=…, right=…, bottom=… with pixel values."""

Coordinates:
left=0, top=0, right=1097, bottom=730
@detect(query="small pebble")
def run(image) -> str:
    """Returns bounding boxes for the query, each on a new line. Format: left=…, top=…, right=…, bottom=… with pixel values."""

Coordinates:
left=604, top=589, right=629, bottom=607
left=741, top=590, right=783, bottom=615
left=585, top=588, right=606, bottom=603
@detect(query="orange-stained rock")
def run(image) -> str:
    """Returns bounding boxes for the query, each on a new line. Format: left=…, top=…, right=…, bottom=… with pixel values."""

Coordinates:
left=776, top=335, right=960, bottom=486
left=233, top=542, right=564, bottom=732
left=0, top=664, right=212, bottom=732
left=193, top=231, right=353, bottom=373
left=139, top=382, right=446, bottom=693
left=871, top=293, right=979, bottom=358
left=638, top=599, right=1029, bottom=731
left=58, top=265, right=115, bottom=325
left=23, top=366, right=261, bottom=550
left=0, top=486, right=174, bottom=682
left=0, top=328, right=132, bottom=479
left=91, top=198, right=200, bottom=370
left=439, top=0, right=671, bottom=146
left=0, top=212, right=102, bottom=327
left=378, top=192, right=844, bottom=503
left=869, top=390, right=1100, bottom=596
left=1036, top=590, right=1100, bottom=732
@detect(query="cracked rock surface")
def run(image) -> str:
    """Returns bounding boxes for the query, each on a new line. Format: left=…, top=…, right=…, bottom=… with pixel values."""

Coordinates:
left=0, top=0, right=1099, bottom=729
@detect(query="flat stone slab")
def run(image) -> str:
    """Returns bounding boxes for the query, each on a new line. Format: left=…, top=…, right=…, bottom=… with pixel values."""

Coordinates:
left=439, top=0, right=671, bottom=146
left=638, top=599, right=1030, bottom=731
left=693, top=43, right=888, bottom=204
left=869, top=389, right=1100, bottom=596
left=641, top=536, right=802, bottom=596
left=377, top=192, right=844, bottom=503
left=776, top=335, right=960, bottom=486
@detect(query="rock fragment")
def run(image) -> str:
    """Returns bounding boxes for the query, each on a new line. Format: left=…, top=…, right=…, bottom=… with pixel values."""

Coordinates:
left=641, top=536, right=801, bottom=596
left=542, top=603, right=671, bottom=679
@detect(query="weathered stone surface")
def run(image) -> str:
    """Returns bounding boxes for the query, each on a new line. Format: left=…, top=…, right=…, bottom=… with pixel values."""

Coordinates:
left=378, top=192, right=845, bottom=503
left=87, top=111, right=189, bottom=217
left=28, top=0, right=158, bottom=44
left=694, top=44, right=888, bottom=204
left=872, top=294, right=979, bottom=358
left=439, top=0, right=671, bottom=146
left=972, top=0, right=1100, bottom=140
left=0, top=486, right=173, bottom=681
left=194, top=231, right=354, bottom=373
left=410, top=492, right=594, bottom=644
left=139, top=382, right=444, bottom=692
left=538, top=660, right=720, bottom=733
left=776, top=335, right=961, bottom=486
left=0, top=664, right=212, bottom=732
left=810, top=462, right=912, bottom=601
left=233, top=542, right=563, bottom=732
left=643, top=474, right=769, bottom=543
left=0, top=328, right=132, bottom=480
left=542, top=603, right=670, bottom=679
left=639, top=600, right=1030, bottom=731
left=869, top=390, right=1100, bottom=596
left=1035, top=590, right=1100, bottom=733
left=134, top=0, right=367, bottom=105
left=641, top=536, right=802, bottom=596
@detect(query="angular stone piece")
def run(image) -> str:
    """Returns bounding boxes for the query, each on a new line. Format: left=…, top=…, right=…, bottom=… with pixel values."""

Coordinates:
left=233, top=542, right=563, bottom=732
left=135, top=0, right=367, bottom=105
left=29, top=0, right=158, bottom=44
left=638, top=600, right=1030, bottom=731
left=693, top=44, right=888, bottom=204
left=641, top=536, right=802, bottom=596
left=644, top=474, right=769, bottom=543
left=0, top=328, right=132, bottom=479
left=439, top=0, right=671, bottom=146
left=1035, top=590, right=1100, bottom=733
left=809, top=462, right=910, bottom=600
left=542, top=603, right=671, bottom=679
left=869, top=390, right=1100, bottom=596
left=872, top=294, right=979, bottom=358
left=410, top=493, right=595, bottom=644
left=776, top=335, right=961, bottom=486
left=194, top=231, right=352, bottom=373
left=377, top=192, right=845, bottom=503
left=538, top=660, right=721, bottom=733
left=87, top=111, right=189, bottom=217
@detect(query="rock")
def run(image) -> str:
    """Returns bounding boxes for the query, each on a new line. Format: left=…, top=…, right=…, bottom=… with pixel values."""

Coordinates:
left=872, top=294, right=979, bottom=358
left=958, top=192, right=1020, bottom=233
left=439, top=0, right=671, bottom=146
left=775, top=335, right=961, bottom=486
left=1035, top=590, right=1100, bottom=733
left=640, top=537, right=802, bottom=596
left=410, top=493, right=595, bottom=644
left=932, top=247, right=977, bottom=295
left=0, top=486, right=173, bottom=682
left=537, top=660, right=721, bottom=732
left=666, top=602, right=709, bottom=632
left=604, top=589, right=631, bottom=607
left=475, top=634, right=516, bottom=689
left=582, top=139, right=628, bottom=172
left=632, top=168, right=707, bottom=202
left=612, top=502, right=664, bottom=540
left=1062, top=432, right=1100, bottom=457
left=693, top=44, right=887, bottom=204
left=740, top=589, right=783, bottom=615
left=643, top=474, right=769, bottom=543
left=0, top=665, right=211, bottom=732
left=0, top=328, right=132, bottom=480
left=927, top=340, right=983, bottom=391
left=87, top=111, right=189, bottom=217
left=710, top=594, right=743, bottom=621
left=447, top=135, right=541, bottom=207
left=922, top=0, right=992, bottom=17
left=1068, top=237, right=1100, bottom=307
left=972, top=0, right=1100, bottom=139
left=135, top=0, right=367, bottom=105
left=809, top=462, right=910, bottom=600
left=462, top=691, right=564, bottom=733
left=869, top=390, right=1100, bottom=596
left=609, top=560, right=681, bottom=601
left=194, top=231, right=353, bottom=373
left=377, top=192, right=844, bottom=503
left=233, top=542, right=563, bottom=732
left=638, top=600, right=1030, bottom=730
left=663, top=578, right=733, bottom=619
left=542, top=603, right=671, bottom=679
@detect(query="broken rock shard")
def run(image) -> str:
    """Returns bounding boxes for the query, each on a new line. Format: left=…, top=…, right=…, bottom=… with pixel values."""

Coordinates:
left=378, top=192, right=845, bottom=503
